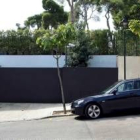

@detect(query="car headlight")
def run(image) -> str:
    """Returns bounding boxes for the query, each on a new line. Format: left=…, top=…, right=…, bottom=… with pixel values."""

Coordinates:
left=77, top=99, right=84, bottom=105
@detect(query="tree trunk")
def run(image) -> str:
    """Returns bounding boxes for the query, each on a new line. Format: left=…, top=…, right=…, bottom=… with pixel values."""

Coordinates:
left=105, top=11, right=111, bottom=32
left=71, top=6, right=75, bottom=23
left=105, top=10, right=114, bottom=53
left=114, top=35, right=117, bottom=54
left=67, top=0, right=75, bottom=23
left=83, top=2, right=89, bottom=30
left=56, top=57, right=66, bottom=114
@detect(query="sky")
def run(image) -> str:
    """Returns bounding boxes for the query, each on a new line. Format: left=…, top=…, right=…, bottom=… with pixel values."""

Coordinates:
left=0, top=0, right=114, bottom=31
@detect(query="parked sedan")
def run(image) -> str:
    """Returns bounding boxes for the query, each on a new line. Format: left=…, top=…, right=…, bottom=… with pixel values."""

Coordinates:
left=71, top=78, right=140, bottom=119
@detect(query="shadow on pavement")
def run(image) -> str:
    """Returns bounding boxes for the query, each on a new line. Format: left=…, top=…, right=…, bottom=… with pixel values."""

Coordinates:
left=74, top=109, right=140, bottom=121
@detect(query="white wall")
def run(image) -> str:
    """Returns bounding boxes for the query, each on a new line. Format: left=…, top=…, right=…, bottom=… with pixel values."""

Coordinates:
left=118, top=56, right=140, bottom=80
left=0, top=55, right=65, bottom=68
left=88, top=55, right=117, bottom=68
left=0, top=55, right=117, bottom=68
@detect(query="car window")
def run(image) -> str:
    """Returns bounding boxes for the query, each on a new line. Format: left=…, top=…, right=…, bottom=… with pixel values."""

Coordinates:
left=117, top=81, right=134, bottom=92
left=117, top=83, right=125, bottom=92
left=134, top=80, right=140, bottom=89
left=124, top=82, right=134, bottom=91
left=102, top=81, right=121, bottom=94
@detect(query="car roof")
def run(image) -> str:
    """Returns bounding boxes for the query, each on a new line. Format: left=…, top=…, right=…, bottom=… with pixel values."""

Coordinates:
left=122, top=78, right=140, bottom=82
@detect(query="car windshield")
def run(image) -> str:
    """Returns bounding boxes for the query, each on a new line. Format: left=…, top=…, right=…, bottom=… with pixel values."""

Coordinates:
left=102, top=81, right=121, bottom=94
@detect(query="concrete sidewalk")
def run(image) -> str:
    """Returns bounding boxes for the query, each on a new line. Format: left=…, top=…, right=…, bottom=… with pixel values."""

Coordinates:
left=0, top=103, right=71, bottom=123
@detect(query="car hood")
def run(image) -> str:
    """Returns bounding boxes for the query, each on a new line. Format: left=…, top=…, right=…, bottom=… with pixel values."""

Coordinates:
left=84, top=94, right=106, bottom=100
left=75, top=93, right=107, bottom=102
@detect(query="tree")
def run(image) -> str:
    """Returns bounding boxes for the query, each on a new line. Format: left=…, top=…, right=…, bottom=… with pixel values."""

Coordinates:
left=16, top=23, right=21, bottom=29
left=36, top=23, right=76, bottom=114
left=129, top=20, right=140, bottom=55
left=99, top=0, right=122, bottom=29
left=24, top=0, right=68, bottom=30
left=129, top=20, right=140, bottom=37
left=98, top=0, right=122, bottom=52
left=90, top=29, right=113, bottom=54
left=109, top=0, right=140, bottom=29
left=66, top=0, right=77, bottom=23
left=42, top=0, right=68, bottom=29
left=24, top=14, right=42, bottom=29
left=66, top=0, right=101, bottom=29
left=67, top=23, right=92, bottom=66
left=75, top=0, right=101, bottom=29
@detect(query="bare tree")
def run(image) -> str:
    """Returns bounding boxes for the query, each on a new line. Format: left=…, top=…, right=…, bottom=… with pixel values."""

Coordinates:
left=67, top=0, right=76, bottom=23
left=53, top=48, right=66, bottom=114
left=75, top=0, right=100, bottom=30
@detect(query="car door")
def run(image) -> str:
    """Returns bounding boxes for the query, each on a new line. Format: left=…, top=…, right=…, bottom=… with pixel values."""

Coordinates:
left=103, top=81, right=137, bottom=111
left=134, top=80, right=140, bottom=108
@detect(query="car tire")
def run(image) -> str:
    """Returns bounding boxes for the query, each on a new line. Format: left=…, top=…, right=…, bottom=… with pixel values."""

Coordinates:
left=85, top=103, right=102, bottom=119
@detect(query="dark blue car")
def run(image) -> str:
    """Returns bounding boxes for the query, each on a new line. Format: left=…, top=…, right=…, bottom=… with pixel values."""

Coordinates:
left=71, top=78, right=140, bottom=119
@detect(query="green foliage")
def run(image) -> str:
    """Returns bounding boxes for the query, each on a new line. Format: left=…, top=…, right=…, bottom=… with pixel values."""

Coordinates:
left=42, top=12, right=53, bottom=29
left=24, top=0, right=68, bottom=30
left=33, top=29, right=47, bottom=39
left=0, top=29, right=49, bottom=55
left=67, top=25, right=92, bottom=67
left=113, top=29, right=140, bottom=56
left=42, top=0, right=68, bottom=29
left=77, top=29, right=140, bottom=56
left=43, top=0, right=63, bottom=13
left=36, top=23, right=76, bottom=55
left=129, top=5, right=140, bottom=19
left=2, top=0, right=140, bottom=56
left=1, top=28, right=139, bottom=56
left=109, top=0, right=140, bottom=29
left=24, top=14, right=42, bottom=29
left=90, top=30, right=114, bottom=54
left=129, top=20, right=140, bottom=37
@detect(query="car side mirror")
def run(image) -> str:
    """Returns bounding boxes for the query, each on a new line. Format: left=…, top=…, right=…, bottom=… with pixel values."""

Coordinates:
left=112, top=89, right=117, bottom=95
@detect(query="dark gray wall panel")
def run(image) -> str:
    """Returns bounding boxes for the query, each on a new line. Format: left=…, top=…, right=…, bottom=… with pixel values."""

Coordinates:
left=0, top=68, right=118, bottom=103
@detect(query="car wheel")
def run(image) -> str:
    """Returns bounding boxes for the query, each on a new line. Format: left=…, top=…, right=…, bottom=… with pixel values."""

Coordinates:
left=85, top=104, right=101, bottom=119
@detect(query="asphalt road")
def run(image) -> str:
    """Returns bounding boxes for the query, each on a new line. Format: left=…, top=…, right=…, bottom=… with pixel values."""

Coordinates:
left=1, top=111, right=140, bottom=140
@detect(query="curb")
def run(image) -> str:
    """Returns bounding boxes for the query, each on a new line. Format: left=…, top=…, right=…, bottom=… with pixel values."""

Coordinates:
left=39, top=110, right=74, bottom=120
left=47, top=114, right=75, bottom=119
left=48, top=110, right=74, bottom=118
